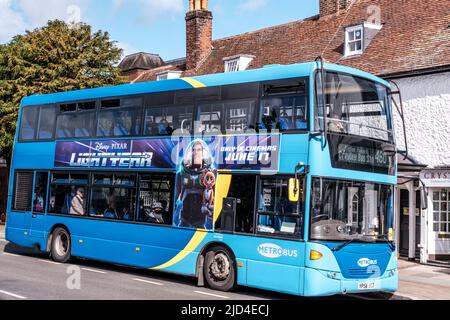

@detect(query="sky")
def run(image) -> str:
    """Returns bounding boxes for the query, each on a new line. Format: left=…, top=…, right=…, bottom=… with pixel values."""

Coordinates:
left=0, top=0, right=319, bottom=61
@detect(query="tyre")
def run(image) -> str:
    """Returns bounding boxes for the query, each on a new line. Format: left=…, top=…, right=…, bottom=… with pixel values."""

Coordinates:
left=50, top=227, right=71, bottom=263
left=203, top=246, right=236, bottom=292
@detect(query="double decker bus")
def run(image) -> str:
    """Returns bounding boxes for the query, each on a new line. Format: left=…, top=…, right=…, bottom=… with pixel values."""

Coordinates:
left=6, top=62, right=399, bottom=296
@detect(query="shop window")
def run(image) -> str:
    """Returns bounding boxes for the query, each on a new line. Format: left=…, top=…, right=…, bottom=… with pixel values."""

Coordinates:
left=432, top=189, right=450, bottom=233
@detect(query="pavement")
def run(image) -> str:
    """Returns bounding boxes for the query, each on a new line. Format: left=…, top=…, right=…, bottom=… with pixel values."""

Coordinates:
left=1, top=224, right=449, bottom=300
left=393, top=258, right=450, bottom=300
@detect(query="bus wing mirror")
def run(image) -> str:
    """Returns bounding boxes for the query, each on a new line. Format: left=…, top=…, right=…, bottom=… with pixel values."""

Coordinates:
left=289, top=178, right=300, bottom=203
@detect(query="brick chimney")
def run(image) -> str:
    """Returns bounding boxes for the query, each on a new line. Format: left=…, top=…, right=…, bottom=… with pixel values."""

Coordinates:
left=186, top=0, right=212, bottom=70
left=320, top=0, right=352, bottom=16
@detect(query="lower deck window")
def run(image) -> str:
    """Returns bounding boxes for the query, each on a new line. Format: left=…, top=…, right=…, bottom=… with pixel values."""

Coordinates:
left=257, top=178, right=304, bottom=237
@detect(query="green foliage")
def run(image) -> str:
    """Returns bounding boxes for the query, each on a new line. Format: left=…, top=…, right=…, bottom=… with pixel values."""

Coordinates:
left=0, top=20, right=126, bottom=160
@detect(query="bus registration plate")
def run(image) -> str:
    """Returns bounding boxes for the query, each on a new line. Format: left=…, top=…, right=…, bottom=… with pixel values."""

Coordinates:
left=358, top=281, right=376, bottom=290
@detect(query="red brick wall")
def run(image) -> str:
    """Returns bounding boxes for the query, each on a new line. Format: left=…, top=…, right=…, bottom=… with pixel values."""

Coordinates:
left=186, top=10, right=212, bottom=70
left=320, top=0, right=351, bottom=16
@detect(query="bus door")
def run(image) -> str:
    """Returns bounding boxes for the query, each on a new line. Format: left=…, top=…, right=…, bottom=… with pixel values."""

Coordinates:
left=215, top=175, right=306, bottom=295
left=29, top=171, right=49, bottom=239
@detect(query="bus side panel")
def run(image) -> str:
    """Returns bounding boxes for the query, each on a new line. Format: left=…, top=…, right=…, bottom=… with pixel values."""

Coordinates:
left=44, top=215, right=197, bottom=269
left=246, top=260, right=304, bottom=295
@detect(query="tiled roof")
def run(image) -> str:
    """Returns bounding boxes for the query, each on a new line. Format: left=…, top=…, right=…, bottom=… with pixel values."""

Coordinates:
left=131, top=0, right=450, bottom=82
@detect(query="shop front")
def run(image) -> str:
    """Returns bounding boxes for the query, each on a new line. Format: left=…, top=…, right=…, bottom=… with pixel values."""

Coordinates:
left=420, top=169, right=450, bottom=262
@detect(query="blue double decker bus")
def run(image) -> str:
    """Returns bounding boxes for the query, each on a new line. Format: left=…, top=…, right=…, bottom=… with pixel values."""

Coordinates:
left=6, top=61, right=399, bottom=296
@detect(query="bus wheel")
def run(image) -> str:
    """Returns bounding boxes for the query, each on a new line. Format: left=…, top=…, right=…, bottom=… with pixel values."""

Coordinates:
left=51, top=227, right=72, bottom=263
left=204, top=246, right=236, bottom=292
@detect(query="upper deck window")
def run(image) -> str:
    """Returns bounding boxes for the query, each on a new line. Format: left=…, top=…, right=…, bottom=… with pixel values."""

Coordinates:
left=19, top=105, right=56, bottom=141
left=259, top=79, right=308, bottom=132
left=317, top=71, right=393, bottom=142
left=195, top=100, right=256, bottom=135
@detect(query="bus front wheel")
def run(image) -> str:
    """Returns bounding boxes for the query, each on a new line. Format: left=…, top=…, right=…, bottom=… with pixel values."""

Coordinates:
left=203, top=246, right=236, bottom=292
left=51, top=227, right=72, bottom=263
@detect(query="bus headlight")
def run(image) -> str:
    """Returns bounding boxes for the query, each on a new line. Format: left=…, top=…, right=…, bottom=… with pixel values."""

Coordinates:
left=310, top=250, right=323, bottom=261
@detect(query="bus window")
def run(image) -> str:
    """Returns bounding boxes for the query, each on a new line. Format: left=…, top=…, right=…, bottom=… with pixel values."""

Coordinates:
left=19, top=107, right=40, bottom=141
left=137, top=174, right=173, bottom=225
left=38, top=106, right=56, bottom=140
left=224, top=101, right=255, bottom=133
left=33, top=172, right=48, bottom=214
left=89, top=174, right=137, bottom=220
left=56, top=113, right=94, bottom=139
left=260, top=95, right=307, bottom=131
left=97, top=108, right=142, bottom=137
left=144, top=106, right=193, bottom=136
left=197, top=103, right=223, bottom=135
left=12, top=171, right=33, bottom=211
left=257, top=178, right=304, bottom=238
left=49, top=173, right=89, bottom=215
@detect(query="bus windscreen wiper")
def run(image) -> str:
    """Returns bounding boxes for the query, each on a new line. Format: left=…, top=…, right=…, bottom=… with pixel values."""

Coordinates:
left=331, top=238, right=356, bottom=252
left=331, top=236, right=373, bottom=252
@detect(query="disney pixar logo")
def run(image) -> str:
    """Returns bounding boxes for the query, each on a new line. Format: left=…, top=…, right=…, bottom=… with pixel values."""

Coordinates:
left=257, top=243, right=298, bottom=259
left=357, top=258, right=378, bottom=268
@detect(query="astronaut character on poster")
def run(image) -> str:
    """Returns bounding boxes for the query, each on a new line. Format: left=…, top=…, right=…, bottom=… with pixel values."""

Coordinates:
left=173, top=139, right=217, bottom=230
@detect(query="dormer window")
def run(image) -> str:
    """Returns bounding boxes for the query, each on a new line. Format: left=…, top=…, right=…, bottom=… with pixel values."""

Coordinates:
left=223, top=55, right=255, bottom=73
left=345, top=25, right=363, bottom=56
left=156, top=71, right=182, bottom=81
left=344, top=23, right=383, bottom=57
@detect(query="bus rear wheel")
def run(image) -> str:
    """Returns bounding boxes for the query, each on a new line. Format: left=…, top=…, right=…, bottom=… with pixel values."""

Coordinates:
left=203, top=246, right=236, bottom=292
left=51, top=227, right=72, bottom=263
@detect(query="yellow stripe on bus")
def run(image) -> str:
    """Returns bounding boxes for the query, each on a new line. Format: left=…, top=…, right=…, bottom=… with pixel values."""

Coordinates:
left=181, top=77, right=206, bottom=88
left=151, top=175, right=232, bottom=271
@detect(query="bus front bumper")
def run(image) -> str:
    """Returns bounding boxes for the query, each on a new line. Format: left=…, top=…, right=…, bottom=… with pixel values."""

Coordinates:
left=303, top=267, right=398, bottom=297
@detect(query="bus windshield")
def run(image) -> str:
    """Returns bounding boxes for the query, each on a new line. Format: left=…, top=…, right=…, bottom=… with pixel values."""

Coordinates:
left=310, top=178, right=394, bottom=242
left=317, top=71, right=394, bottom=143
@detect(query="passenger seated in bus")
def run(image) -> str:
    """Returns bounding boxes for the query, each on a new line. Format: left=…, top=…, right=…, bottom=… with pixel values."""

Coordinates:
left=62, top=187, right=76, bottom=214
left=104, top=191, right=118, bottom=218
left=97, top=114, right=114, bottom=137
left=121, top=207, right=132, bottom=221
left=70, top=188, right=85, bottom=216
left=114, top=113, right=130, bottom=136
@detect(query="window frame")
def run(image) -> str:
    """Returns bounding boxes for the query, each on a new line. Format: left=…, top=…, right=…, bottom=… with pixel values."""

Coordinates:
left=32, top=171, right=50, bottom=215
left=143, top=104, right=195, bottom=137
left=259, top=77, right=310, bottom=134
left=255, top=175, right=306, bottom=240
left=309, top=175, right=395, bottom=243
left=432, top=188, right=450, bottom=234
left=19, top=105, right=58, bottom=143
left=195, top=98, right=258, bottom=135
left=55, top=100, right=98, bottom=140
left=345, top=25, right=364, bottom=57
left=46, top=170, right=177, bottom=228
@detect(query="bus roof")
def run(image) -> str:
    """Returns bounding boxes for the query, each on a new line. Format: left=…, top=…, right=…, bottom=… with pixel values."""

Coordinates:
left=21, top=62, right=390, bottom=107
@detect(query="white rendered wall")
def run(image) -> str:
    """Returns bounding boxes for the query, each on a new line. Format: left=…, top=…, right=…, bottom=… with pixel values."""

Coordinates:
left=392, top=71, right=450, bottom=259
left=392, top=72, right=450, bottom=168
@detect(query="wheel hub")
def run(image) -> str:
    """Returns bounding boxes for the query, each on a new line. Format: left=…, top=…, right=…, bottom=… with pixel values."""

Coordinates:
left=210, top=253, right=230, bottom=281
